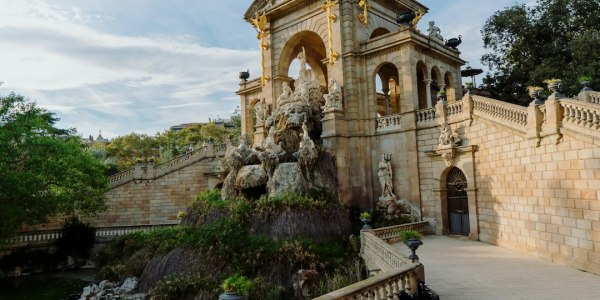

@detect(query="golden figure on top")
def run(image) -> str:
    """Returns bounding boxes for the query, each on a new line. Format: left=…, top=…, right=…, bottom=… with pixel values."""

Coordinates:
left=251, top=12, right=270, bottom=85
left=411, top=8, right=425, bottom=29
left=358, top=0, right=370, bottom=25
left=322, top=0, right=339, bottom=65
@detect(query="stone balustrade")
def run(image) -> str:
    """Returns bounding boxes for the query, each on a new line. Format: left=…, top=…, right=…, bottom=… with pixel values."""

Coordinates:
left=376, top=114, right=402, bottom=132
left=313, top=263, right=422, bottom=300
left=108, top=169, right=135, bottom=187
left=560, top=99, right=600, bottom=138
left=372, top=221, right=430, bottom=243
left=589, top=92, right=600, bottom=105
left=472, top=95, right=528, bottom=131
left=8, top=224, right=178, bottom=246
left=316, top=222, right=429, bottom=299
left=154, top=146, right=208, bottom=177
left=108, top=144, right=227, bottom=188
left=446, top=101, right=463, bottom=119
left=416, top=108, right=436, bottom=123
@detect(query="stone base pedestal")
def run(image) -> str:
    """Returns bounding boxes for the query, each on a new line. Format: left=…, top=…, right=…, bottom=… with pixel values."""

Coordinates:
left=253, top=125, right=266, bottom=147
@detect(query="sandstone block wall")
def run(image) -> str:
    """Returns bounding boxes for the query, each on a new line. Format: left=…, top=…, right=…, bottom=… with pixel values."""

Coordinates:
left=416, top=117, right=600, bottom=274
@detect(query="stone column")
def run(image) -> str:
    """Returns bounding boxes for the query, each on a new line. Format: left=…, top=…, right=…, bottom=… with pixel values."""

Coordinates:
left=424, top=79, right=433, bottom=108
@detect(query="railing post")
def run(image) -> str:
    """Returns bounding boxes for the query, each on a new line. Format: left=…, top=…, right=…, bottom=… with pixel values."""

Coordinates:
left=541, top=95, right=564, bottom=145
left=435, top=100, right=447, bottom=125
left=526, top=102, right=543, bottom=147
left=205, top=142, right=215, bottom=158
left=462, top=92, right=474, bottom=124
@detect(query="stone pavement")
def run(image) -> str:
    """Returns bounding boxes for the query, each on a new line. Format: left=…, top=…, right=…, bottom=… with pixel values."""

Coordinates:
left=394, top=235, right=600, bottom=300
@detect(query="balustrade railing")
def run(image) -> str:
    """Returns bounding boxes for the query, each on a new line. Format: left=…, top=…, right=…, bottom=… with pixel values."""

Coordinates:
left=472, top=95, right=528, bottom=130
left=315, top=222, right=430, bottom=299
left=313, top=263, right=421, bottom=300
left=9, top=224, right=178, bottom=245
left=416, top=108, right=436, bottom=123
left=373, top=221, right=430, bottom=242
left=446, top=101, right=464, bottom=118
left=108, top=144, right=227, bottom=188
left=561, top=99, right=600, bottom=132
left=108, top=169, right=135, bottom=186
left=584, top=91, right=600, bottom=104
left=376, top=114, right=402, bottom=132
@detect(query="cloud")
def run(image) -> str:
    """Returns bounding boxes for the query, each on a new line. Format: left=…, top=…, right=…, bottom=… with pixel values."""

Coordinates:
left=0, top=0, right=260, bottom=138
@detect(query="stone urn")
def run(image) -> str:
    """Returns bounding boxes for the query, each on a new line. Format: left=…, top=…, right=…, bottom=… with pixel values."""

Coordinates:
left=581, top=80, right=592, bottom=92
left=404, top=238, right=423, bottom=263
left=527, top=86, right=544, bottom=105
left=360, top=218, right=373, bottom=231
left=396, top=11, right=415, bottom=25
left=219, top=292, right=244, bottom=300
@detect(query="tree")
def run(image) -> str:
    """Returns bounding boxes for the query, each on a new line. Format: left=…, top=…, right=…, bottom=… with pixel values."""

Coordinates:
left=105, top=132, right=159, bottom=170
left=481, top=0, right=600, bottom=105
left=0, top=94, right=107, bottom=242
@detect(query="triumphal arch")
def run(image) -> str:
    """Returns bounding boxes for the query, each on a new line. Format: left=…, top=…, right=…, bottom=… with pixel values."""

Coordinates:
left=238, top=0, right=600, bottom=275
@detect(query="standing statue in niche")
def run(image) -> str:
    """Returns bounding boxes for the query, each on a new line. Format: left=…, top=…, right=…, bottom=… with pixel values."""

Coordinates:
left=378, top=154, right=396, bottom=199
left=255, top=97, right=268, bottom=126
left=427, top=21, right=444, bottom=41
left=322, top=79, right=343, bottom=112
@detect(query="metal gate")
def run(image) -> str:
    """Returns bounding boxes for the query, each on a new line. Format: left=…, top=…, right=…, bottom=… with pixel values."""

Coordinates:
left=447, top=168, right=470, bottom=236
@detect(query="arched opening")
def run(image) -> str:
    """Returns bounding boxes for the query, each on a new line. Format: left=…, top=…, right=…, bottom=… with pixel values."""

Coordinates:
left=430, top=66, right=442, bottom=107
left=416, top=61, right=427, bottom=109
left=370, top=27, right=391, bottom=39
left=278, top=31, right=327, bottom=91
left=446, top=167, right=469, bottom=236
left=444, top=72, right=455, bottom=103
left=374, top=63, right=400, bottom=116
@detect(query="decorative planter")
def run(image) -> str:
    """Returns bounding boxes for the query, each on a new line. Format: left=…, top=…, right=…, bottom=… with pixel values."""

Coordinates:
left=581, top=81, right=592, bottom=92
left=219, top=292, right=244, bottom=300
left=528, top=86, right=544, bottom=105
left=404, top=238, right=423, bottom=263
left=360, top=218, right=372, bottom=231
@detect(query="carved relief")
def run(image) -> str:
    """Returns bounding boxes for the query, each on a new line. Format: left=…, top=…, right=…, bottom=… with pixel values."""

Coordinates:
left=322, top=79, right=343, bottom=112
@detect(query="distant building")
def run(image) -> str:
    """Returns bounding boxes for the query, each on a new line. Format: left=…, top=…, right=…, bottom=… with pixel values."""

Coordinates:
left=170, top=118, right=235, bottom=132
left=82, top=130, right=110, bottom=145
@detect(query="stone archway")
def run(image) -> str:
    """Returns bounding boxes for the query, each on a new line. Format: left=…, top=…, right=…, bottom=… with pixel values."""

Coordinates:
left=277, top=30, right=328, bottom=92
left=416, top=61, right=428, bottom=109
left=374, top=62, right=400, bottom=116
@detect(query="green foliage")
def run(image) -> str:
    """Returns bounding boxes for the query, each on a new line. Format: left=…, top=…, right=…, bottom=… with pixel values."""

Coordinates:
left=481, top=0, right=600, bottom=104
left=359, top=212, right=371, bottom=220
left=56, top=218, right=96, bottom=258
left=152, top=274, right=219, bottom=300
left=98, top=190, right=358, bottom=297
left=579, top=75, right=593, bottom=82
left=221, top=273, right=252, bottom=295
left=0, top=93, right=107, bottom=243
left=105, top=132, right=159, bottom=170
left=399, top=230, right=423, bottom=242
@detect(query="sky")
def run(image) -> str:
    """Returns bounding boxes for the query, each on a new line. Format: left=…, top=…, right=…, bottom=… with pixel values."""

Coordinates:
left=0, top=0, right=533, bottom=139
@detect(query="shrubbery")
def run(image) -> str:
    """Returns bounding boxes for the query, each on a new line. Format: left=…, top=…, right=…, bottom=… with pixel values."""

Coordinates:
left=96, top=189, right=362, bottom=298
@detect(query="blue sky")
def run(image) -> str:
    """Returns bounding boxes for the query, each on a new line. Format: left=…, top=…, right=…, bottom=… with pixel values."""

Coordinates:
left=0, top=0, right=532, bottom=138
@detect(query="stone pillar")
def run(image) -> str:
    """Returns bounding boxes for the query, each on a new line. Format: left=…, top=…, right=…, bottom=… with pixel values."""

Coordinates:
left=542, top=95, right=564, bottom=144
left=424, top=79, right=433, bottom=108
left=205, top=142, right=215, bottom=158
left=526, top=102, right=543, bottom=147
left=253, top=125, right=267, bottom=148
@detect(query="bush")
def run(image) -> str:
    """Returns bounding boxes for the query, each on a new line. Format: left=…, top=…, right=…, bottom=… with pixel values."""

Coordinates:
left=400, top=230, right=423, bottom=242
left=152, top=274, right=219, bottom=300
left=221, top=273, right=252, bottom=295
left=56, top=217, right=95, bottom=259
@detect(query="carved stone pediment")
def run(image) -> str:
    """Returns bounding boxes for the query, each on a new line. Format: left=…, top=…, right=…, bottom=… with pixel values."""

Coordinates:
left=425, top=145, right=478, bottom=167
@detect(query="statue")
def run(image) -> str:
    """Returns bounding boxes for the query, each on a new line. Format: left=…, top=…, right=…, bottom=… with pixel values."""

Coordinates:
left=322, top=79, right=343, bottom=112
left=377, top=154, right=396, bottom=199
left=438, top=122, right=460, bottom=148
left=297, top=47, right=307, bottom=82
left=278, top=82, right=293, bottom=107
left=255, top=97, right=268, bottom=126
left=294, top=121, right=318, bottom=179
left=427, top=21, right=443, bottom=41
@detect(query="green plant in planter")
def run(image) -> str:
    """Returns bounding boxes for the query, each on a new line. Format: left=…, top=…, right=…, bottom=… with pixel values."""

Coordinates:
left=579, top=76, right=593, bottom=83
left=399, top=230, right=423, bottom=242
left=359, top=212, right=371, bottom=220
left=543, top=78, right=562, bottom=85
left=221, top=274, right=252, bottom=296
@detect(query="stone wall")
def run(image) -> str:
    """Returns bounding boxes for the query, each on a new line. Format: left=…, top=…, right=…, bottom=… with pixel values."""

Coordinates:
left=412, top=94, right=600, bottom=275
left=87, top=158, right=221, bottom=227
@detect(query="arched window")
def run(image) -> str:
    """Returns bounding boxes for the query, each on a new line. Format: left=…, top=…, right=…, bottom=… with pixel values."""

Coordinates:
left=416, top=61, right=427, bottom=109
left=375, top=63, right=400, bottom=116
left=370, top=27, right=391, bottom=39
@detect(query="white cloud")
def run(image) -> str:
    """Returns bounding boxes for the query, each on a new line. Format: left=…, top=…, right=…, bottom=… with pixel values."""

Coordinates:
left=0, top=0, right=260, bottom=137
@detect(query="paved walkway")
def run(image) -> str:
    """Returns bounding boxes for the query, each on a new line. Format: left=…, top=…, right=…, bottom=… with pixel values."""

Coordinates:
left=394, top=235, right=600, bottom=300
